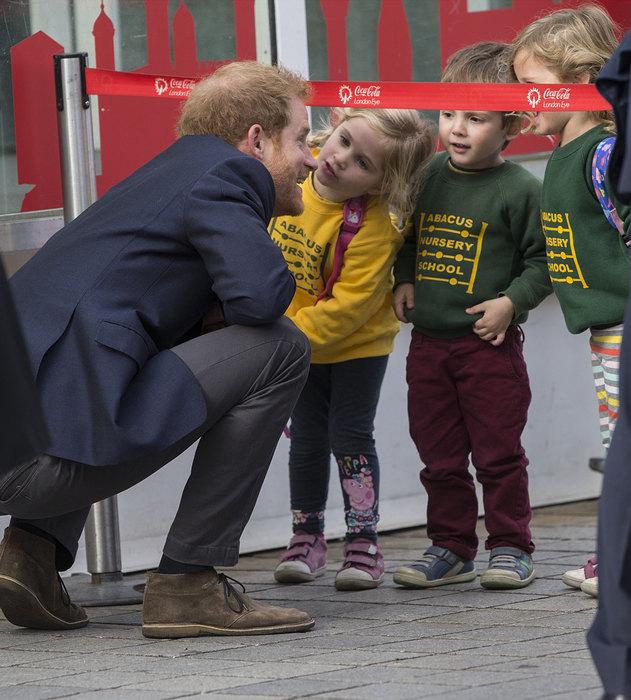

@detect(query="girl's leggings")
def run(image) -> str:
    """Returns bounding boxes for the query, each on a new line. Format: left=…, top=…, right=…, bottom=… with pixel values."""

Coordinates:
left=590, top=324, right=624, bottom=452
left=287, top=355, right=388, bottom=541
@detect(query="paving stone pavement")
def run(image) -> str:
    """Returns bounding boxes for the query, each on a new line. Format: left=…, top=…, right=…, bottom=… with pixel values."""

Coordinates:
left=0, top=501, right=604, bottom=699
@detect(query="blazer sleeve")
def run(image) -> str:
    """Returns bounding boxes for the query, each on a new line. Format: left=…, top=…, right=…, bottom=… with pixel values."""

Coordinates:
left=0, top=261, right=49, bottom=470
left=183, top=156, right=295, bottom=325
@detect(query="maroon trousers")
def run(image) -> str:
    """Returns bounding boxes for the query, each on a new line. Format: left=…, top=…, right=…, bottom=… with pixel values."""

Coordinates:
left=406, top=327, right=534, bottom=562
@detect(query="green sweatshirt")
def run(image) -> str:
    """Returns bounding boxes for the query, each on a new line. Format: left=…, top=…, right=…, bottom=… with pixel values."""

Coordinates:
left=394, top=153, right=551, bottom=338
left=540, top=125, right=630, bottom=334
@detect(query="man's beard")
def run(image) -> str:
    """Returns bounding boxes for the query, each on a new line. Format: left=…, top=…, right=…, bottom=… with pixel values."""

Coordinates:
left=269, top=154, right=304, bottom=217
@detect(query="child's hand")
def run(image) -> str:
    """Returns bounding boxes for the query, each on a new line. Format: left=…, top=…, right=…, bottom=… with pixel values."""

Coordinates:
left=393, top=283, right=415, bottom=322
left=465, top=296, right=515, bottom=346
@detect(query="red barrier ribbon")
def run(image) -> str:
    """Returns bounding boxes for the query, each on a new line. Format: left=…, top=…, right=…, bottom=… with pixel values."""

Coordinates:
left=85, top=68, right=611, bottom=112
left=85, top=68, right=198, bottom=99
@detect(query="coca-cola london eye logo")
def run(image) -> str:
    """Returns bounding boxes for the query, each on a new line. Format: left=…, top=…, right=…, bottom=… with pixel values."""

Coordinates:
left=338, top=83, right=382, bottom=107
left=154, top=77, right=197, bottom=98
left=526, top=87, right=541, bottom=109
left=154, top=78, right=168, bottom=96
left=526, top=86, right=571, bottom=110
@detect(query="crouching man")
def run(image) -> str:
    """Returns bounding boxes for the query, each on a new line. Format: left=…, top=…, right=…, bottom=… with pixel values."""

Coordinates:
left=0, top=61, right=317, bottom=639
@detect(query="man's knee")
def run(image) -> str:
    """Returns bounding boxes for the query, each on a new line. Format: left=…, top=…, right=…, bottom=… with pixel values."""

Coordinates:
left=267, top=317, right=311, bottom=368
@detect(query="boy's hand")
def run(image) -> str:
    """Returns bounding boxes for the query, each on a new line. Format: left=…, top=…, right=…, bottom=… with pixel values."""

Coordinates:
left=393, top=283, right=415, bottom=322
left=465, top=296, right=515, bottom=346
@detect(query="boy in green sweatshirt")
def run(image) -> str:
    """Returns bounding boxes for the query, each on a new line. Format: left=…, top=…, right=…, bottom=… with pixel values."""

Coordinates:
left=392, top=42, right=551, bottom=590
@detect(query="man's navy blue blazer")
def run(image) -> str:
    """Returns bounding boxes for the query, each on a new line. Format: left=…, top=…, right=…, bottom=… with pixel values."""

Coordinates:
left=10, top=134, right=296, bottom=466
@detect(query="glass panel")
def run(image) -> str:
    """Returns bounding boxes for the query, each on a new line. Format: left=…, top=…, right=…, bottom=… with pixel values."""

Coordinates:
left=305, top=0, right=440, bottom=129
left=1, top=0, right=259, bottom=221
left=467, top=0, right=512, bottom=12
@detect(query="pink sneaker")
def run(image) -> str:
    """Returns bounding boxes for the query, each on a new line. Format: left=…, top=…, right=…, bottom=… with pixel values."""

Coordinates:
left=335, top=538, right=384, bottom=591
left=274, top=532, right=327, bottom=584
left=561, top=555, right=597, bottom=589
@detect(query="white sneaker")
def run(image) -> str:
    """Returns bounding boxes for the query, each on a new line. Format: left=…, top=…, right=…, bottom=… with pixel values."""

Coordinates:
left=561, top=555, right=597, bottom=589
left=581, top=576, right=598, bottom=598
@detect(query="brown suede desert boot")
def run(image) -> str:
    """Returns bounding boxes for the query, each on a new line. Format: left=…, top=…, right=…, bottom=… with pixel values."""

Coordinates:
left=0, top=526, right=88, bottom=630
left=142, top=569, right=315, bottom=638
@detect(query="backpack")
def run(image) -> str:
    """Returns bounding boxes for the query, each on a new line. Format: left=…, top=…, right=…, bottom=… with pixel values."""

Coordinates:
left=315, top=195, right=369, bottom=303
left=591, top=136, right=630, bottom=247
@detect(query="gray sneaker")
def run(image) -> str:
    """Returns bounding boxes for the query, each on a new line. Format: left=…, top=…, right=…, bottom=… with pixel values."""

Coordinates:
left=393, top=545, right=476, bottom=588
left=480, top=547, right=535, bottom=589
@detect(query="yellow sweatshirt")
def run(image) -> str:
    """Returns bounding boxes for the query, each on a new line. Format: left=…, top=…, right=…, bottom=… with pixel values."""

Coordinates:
left=269, top=174, right=402, bottom=364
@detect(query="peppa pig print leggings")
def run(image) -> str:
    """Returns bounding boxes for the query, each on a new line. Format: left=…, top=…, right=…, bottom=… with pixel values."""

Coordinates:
left=287, top=356, right=388, bottom=542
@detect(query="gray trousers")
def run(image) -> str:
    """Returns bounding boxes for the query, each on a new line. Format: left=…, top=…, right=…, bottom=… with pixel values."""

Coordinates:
left=0, top=319, right=310, bottom=570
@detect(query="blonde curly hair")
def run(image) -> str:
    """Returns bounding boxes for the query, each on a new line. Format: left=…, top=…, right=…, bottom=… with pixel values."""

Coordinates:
left=310, top=108, right=435, bottom=221
left=508, top=4, right=620, bottom=131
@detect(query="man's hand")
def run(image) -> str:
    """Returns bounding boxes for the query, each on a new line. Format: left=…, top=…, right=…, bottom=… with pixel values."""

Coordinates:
left=393, top=283, right=415, bottom=322
left=466, top=296, right=515, bottom=346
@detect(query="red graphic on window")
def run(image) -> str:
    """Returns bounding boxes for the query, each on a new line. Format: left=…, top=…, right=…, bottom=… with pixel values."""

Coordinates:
left=11, top=0, right=256, bottom=212
left=9, top=0, right=631, bottom=213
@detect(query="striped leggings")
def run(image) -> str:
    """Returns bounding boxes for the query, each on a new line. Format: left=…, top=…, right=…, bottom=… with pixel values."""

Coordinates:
left=590, top=324, right=624, bottom=452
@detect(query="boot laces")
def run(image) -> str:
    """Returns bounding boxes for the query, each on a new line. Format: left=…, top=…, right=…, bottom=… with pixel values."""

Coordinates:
left=57, top=574, right=72, bottom=607
left=217, top=573, right=248, bottom=614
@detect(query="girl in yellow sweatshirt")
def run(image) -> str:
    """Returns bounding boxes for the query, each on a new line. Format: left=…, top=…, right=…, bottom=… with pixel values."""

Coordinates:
left=270, top=107, right=434, bottom=590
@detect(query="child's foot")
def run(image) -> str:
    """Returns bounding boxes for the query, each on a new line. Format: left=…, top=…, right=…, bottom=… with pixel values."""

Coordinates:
left=393, top=545, right=476, bottom=588
left=335, top=538, right=384, bottom=591
left=274, top=532, right=327, bottom=584
left=580, top=576, right=598, bottom=598
left=480, top=547, right=535, bottom=589
left=561, top=555, right=597, bottom=589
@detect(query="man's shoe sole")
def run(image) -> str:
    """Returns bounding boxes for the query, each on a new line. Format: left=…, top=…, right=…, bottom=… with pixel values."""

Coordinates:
left=141, top=617, right=315, bottom=638
left=393, top=568, right=477, bottom=589
left=480, top=570, right=536, bottom=590
left=0, top=575, right=88, bottom=630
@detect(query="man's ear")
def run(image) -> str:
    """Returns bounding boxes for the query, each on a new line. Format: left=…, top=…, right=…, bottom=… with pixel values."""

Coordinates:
left=241, top=124, right=265, bottom=160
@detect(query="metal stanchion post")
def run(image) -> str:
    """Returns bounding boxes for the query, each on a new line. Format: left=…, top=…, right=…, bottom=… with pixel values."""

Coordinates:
left=54, top=53, right=143, bottom=605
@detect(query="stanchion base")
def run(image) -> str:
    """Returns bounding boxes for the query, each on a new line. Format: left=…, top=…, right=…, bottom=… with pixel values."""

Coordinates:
left=62, top=573, right=145, bottom=607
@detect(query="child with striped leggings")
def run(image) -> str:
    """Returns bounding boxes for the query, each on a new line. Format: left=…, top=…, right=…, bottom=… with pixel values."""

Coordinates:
left=511, top=4, right=631, bottom=598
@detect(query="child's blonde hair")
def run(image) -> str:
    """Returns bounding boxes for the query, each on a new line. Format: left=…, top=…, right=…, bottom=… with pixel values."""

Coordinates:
left=442, top=41, right=521, bottom=143
left=309, top=108, right=435, bottom=221
left=508, top=4, right=619, bottom=130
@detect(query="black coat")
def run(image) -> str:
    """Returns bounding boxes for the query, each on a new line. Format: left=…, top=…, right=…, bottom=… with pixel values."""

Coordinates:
left=0, top=259, right=48, bottom=470
left=587, top=30, right=631, bottom=693
left=10, top=135, right=294, bottom=466
left=596, top=29, right=631, bottom=203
